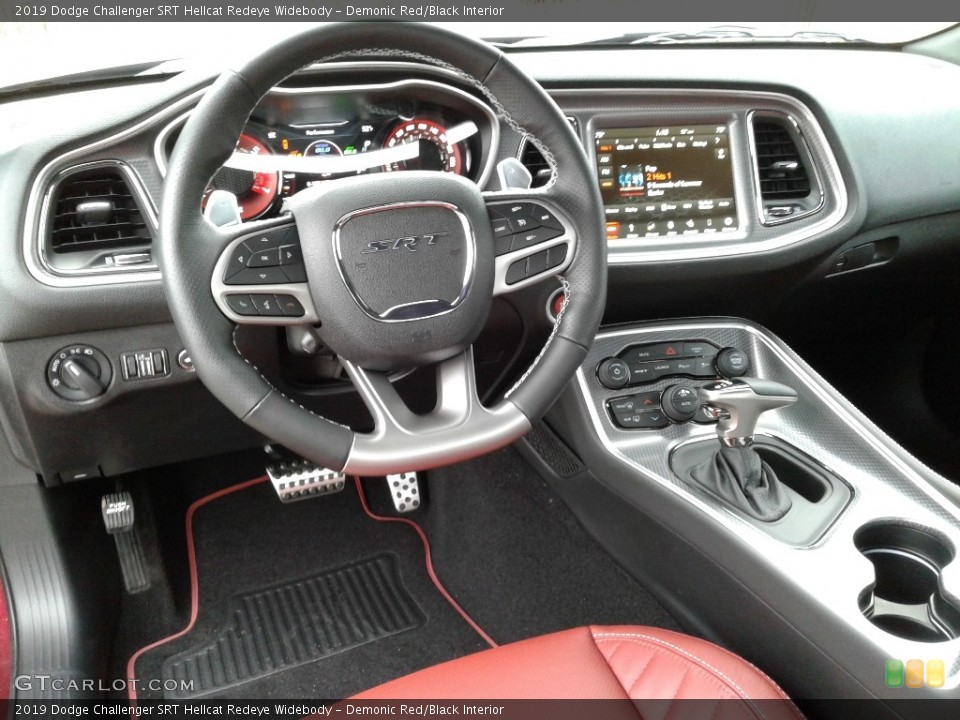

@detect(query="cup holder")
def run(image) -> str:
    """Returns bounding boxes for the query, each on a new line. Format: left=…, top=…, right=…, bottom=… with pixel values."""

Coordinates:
left=855, top=523, right=960, bottom=643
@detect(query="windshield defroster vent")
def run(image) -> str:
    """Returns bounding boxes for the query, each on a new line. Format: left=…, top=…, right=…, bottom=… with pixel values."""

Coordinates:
left=50, top=168, right=151, bottom=253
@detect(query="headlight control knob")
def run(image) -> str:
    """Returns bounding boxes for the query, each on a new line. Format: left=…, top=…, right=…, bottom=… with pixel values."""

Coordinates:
left=47, top=345, right=112, bottom=401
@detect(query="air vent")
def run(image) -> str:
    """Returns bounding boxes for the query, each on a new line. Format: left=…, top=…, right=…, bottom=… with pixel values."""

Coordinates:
left=752, top=118, right=811, bottom=200
left=518, top=116, right=579, bottom=188
left=49, top=167, right=152, bottom=254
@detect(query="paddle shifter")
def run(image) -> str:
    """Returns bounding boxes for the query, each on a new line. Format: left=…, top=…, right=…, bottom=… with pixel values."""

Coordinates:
left=690, top=378, right=799, bottom=521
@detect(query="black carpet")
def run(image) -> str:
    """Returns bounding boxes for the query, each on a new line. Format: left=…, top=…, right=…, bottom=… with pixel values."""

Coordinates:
left=124, top=445, right=678, bottom=700
left=132, top=480, right=487, bottom=700
left=422, top=446, right=680, bottom=644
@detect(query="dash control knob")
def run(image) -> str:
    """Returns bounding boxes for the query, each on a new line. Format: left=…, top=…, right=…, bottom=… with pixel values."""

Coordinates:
left=662, top=384, right=700, bottom=423
left=597, top=358, right=631, bottom=390
left=47, top=345, right=112, bottom=401
left=716, top=347, right=750, bottom=378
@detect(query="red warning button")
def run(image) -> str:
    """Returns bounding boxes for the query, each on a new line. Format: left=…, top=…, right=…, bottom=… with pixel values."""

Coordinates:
left=665, top=344, right=679, bottom=356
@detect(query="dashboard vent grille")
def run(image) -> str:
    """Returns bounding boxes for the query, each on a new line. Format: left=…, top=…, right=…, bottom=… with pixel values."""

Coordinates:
left=753, top=119, right=811, bottom=200
left=49, top=168, right=152, bottom=254
left=519, top=116, right=578, bottom=188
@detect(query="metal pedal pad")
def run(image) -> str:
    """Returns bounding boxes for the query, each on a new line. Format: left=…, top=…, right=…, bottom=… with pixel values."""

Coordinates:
left=268, top=460, right=346, bottom=503
left=101, top=492, right=149, bottom=594
left=387, top=472, right=421, bottom=513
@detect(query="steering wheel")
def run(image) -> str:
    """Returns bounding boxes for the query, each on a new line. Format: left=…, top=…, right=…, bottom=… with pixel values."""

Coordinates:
left=159, top=23, right=606, bottom=476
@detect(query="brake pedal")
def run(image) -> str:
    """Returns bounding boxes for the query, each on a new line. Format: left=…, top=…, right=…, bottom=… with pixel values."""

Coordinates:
left=268, top=459, right=346, bottom=503
left=101, top=492, right=150, bottom=594
left=387, top=472, right=421, bottom=513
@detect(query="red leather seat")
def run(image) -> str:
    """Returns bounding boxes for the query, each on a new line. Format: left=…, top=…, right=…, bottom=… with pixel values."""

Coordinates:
left=354, top=625, right=803, bottom=717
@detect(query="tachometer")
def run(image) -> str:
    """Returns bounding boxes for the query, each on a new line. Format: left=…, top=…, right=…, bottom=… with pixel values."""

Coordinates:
left=204, top=132, right=279, bottom=221
left=382, top=118, right=464, bottom=175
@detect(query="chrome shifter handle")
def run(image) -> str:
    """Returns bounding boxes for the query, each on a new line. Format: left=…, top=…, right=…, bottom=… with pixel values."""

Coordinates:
left=697, top=377, right=798, bottom=446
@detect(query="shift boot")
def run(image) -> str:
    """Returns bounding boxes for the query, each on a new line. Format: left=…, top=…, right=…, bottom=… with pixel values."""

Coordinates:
left=690, top=443, right=792, bottom=521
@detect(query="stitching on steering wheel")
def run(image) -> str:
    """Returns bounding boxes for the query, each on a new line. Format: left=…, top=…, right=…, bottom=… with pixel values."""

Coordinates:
left=504, top=275, right=570, bottom=399
left=312, top=48, right=559, bottom=189
left=231, top=326, right=351, bottom=430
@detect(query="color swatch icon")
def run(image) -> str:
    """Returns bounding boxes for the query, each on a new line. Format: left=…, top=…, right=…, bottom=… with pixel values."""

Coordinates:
left=886, top=659, right=945, bottom=688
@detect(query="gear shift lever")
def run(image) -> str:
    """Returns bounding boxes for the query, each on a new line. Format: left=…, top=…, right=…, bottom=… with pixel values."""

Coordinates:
left=698, top=377, right=799, bottom=446
left=690, top=377, right=799, bottom=521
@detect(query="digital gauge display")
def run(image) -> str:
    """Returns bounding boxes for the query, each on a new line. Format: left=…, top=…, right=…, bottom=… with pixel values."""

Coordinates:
left=595, top=124, right=738, bottom=240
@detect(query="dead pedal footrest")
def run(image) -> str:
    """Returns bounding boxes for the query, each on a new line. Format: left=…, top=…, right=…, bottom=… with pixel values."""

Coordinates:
left=268, top=460, right=346, bottom=503
left=387, top=472, right=421, bottom=513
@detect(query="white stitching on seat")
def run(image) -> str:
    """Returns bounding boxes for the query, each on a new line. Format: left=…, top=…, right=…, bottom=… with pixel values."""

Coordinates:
left=592, top=631, right=803, bottom=720
left=504, top=275, right=569, bottom=399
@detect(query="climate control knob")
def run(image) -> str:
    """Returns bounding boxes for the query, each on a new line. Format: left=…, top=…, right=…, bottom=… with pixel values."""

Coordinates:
left=662, top=384, right=700, bottom=423
left=597, top=358, right=631, bottom=390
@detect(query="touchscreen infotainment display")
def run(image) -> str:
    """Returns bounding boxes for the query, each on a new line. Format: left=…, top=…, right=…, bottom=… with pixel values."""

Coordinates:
left=595, top=124, right=738, bottom=240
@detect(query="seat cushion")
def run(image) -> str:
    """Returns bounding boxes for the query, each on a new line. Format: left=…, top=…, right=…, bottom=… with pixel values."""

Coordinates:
left=353, top=625, right=803, bottom=718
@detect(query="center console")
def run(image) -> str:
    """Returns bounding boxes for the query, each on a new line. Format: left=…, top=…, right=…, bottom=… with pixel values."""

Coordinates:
left=532, top=318, right=960, bottom=706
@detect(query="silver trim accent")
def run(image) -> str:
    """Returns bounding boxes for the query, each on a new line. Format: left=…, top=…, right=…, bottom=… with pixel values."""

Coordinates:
left=486, top=196, right=577, bottom=296
left=341, top=347, right=531, bottom=476
left=746, top=110, right=826, bottom=226
left=34, top=160, right=159, bottom=280
left=332, top=201, right=476, bottom=323
left=267, top=462, right=346, bottom=503
left=573, top=320, right=960, bottom=685
left=210, top=222, right=320, bottom=326
left=25, top=88, right=207, bottom=288
left=547, top=88, right=848, bottom=264
left=386, top=472, right=421, bottom=513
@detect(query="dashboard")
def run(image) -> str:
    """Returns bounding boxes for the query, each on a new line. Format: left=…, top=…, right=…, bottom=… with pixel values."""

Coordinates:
left=2, top=45, right=960, bottom=484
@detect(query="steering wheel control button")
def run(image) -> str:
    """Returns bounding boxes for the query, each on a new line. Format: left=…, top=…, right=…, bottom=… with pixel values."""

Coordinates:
left=505, top=258, right=527, bottom=285
left=490, top=217, right=512, bottom=238
left=511, top=226, right=564, bottom=252
left=226, top=295, right=259, bottom=316
left=275, top=295, right=305, bottom=317
left=47, top=345, right=113, bottom=401
left=279, top=244, right=303, bottom=265
left=225, top=245, right=252, bottom=279
left=248, top=247, right=281, bottom=268
left=662, top=384, right=700, bottom=423
left=716, top=347, right=750, bottom=378
left=245, top=227, right=291, bottom=251
left=251, top=294, right=282, bottom=316
left=597, top=358, right=631, bottom=389
left=226, top=266, right=289, bottom=285
left=532, top=207, right=564, bottom=231
left=280, top=263, right=308, bottom=283
left=546, top=244, right=568, bottom=268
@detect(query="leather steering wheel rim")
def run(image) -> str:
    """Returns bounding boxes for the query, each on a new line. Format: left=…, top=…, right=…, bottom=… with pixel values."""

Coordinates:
left=159, top=22, right=607, bottom=475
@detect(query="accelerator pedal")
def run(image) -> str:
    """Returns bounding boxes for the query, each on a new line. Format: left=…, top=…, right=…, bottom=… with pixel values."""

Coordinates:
left=101, top=491, right=150, bottom=594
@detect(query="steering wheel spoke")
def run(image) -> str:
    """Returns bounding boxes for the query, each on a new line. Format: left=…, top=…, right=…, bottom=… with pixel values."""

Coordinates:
left=483, top=191, right=577, bottom=295
left=341, top=347, right=531, bottom=476
left=209, top=218, right=320, bottom=325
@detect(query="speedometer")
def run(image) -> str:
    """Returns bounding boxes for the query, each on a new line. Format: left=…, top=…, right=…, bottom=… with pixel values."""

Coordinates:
left=382, top=118, right=464, bottom=175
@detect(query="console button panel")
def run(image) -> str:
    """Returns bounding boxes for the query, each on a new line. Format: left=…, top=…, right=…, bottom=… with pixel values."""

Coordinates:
left=613, top=339, right=722, bottom=386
